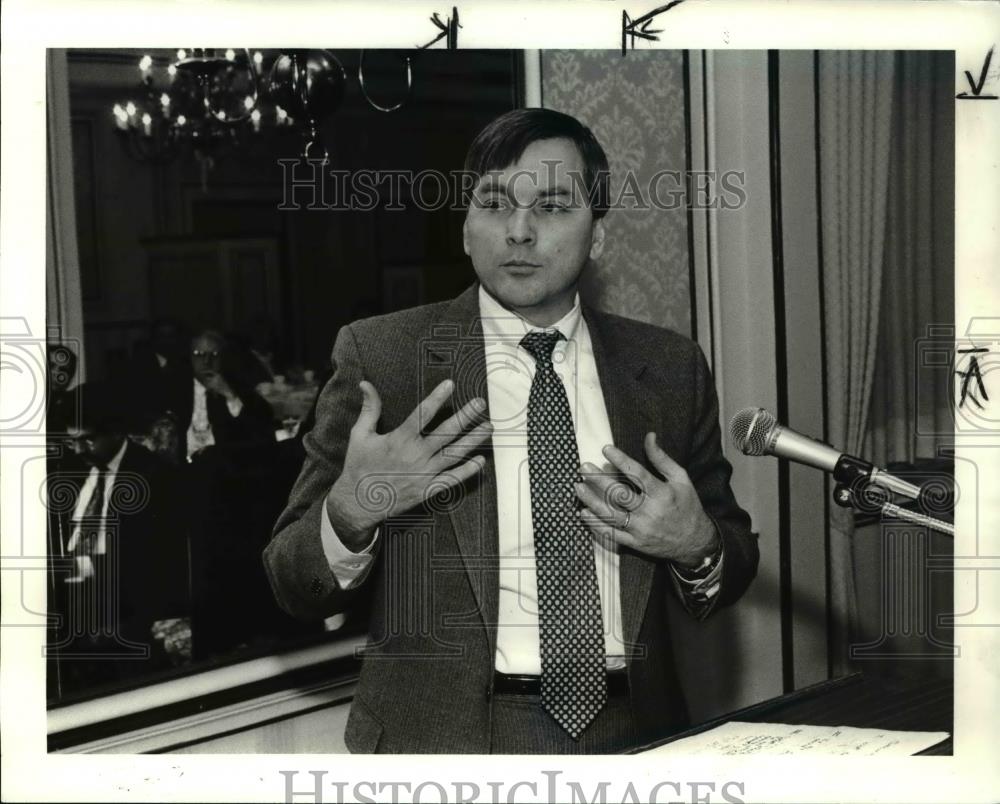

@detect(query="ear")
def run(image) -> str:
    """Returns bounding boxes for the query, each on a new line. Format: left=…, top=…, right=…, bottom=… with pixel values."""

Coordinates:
left=462, top=216, right=471, bottom=257
left=589, top=218, right=606, bottom=261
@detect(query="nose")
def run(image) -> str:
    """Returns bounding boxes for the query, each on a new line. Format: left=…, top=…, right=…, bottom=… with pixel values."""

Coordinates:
left=505, top=207, right=535, bottom=246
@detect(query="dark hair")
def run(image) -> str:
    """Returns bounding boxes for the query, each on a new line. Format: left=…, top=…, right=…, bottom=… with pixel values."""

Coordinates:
left=463, top=108, right=610, bottom=219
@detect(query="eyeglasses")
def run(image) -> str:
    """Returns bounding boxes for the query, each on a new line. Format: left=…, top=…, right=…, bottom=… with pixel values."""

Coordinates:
left=66, top=432, right=99, bottom=446
left=191, top=349, right=221, bottom=358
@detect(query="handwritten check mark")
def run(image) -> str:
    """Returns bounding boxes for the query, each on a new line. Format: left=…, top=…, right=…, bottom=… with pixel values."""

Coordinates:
left=957, top=45, right=998, bottom=99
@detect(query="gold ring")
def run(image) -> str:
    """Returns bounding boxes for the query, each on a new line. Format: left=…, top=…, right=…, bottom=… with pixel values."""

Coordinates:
left=622, top=510, right=631, bottom=529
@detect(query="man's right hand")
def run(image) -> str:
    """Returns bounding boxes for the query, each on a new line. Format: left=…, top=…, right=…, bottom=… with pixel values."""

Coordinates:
left=325, top=378, right=492, bottom=551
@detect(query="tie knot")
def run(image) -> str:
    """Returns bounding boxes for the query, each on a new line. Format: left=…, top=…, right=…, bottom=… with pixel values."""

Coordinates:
left=520, top=330, right=564, bottom=364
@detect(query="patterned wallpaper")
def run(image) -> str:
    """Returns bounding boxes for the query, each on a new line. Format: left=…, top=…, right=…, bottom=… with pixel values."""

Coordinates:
left=542, top=50, right=692, bottom=335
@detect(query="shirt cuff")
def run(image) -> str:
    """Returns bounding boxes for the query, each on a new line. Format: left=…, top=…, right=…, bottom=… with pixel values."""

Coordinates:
left=225, top=395, right=244, bottom=417
left=320, top=501, right=379, bottom=590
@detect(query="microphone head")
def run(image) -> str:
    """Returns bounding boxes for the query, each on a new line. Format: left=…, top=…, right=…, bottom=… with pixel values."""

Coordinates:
left=729, top=407, right=777, bottom=456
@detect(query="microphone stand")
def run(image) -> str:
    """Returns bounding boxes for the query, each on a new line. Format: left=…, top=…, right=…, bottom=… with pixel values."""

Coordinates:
left=833, top=472, right=955, bottom=537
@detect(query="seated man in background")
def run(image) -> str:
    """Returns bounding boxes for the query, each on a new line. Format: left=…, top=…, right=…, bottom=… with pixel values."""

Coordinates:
left=183, top=329, right=319, bottom=658
left=48, top=381, right=190, bottom=695
left=187, top=328, right=276, bottom=461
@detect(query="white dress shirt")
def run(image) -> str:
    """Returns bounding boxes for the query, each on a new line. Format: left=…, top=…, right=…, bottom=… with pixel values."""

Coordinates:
left=186, top=377, right=244, bottom=460
left=478, top=287, right=627, bottom=672
left=319, top=286, right=723, bottom=673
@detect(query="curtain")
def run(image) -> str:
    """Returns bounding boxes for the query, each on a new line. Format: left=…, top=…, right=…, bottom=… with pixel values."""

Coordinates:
left=817, top=51, right=896, bottom=674
left=863, top=52, right=955, bottom=466
left=46, top=48, right=87, bottom=381
left=541, top=50, right=692, bottom=334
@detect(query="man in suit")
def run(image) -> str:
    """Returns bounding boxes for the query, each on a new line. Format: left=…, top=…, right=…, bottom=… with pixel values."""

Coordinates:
left=265, top=108, right=758, bottom=753
left=128, top=324, right=275, bottom=464
left=48, top=382, right=190, bottom=696
left=186, top=328, right=276, bottom=461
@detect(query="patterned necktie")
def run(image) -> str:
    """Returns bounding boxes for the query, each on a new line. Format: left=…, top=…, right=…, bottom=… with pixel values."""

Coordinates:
left=521, top=330, right=607, bottom=740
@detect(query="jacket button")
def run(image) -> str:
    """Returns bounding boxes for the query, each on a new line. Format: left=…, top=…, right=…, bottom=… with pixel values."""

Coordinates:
left=309, top=577, right=323, bottom=596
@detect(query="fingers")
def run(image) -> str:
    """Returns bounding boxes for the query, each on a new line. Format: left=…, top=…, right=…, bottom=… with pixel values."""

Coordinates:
left=430, top=420, right=494, bottom=471
left=644, top=432, right=688, bottom=483
left=578, top=460, right=646, bottom=514
left=403, top=378, right=456, bottom=435
left=600, top=444, right=655, bottom=490
left=430, top=454, right=487, bottom=493
left=427, top=396, right=489, bottom=445
left=354, top=380, right=383, bottom=433
left=574, top=473, right=631, bottom=528
left=578, top=508, right=638, bottom=550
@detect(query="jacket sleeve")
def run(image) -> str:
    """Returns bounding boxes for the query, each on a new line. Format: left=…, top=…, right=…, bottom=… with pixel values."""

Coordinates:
left=681, top=344, right=759, bottom=613
left=263, top=325, right=373, bottom=620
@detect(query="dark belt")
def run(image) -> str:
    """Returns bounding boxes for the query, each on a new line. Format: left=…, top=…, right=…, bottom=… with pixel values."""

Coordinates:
left=492, top=670, right=629, bottom=698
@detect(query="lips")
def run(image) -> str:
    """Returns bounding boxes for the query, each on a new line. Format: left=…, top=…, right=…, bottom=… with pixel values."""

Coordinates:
left=502, top=260, right=541, bottom=268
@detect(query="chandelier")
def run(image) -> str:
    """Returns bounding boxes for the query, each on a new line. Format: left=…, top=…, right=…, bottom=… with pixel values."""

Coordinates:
left=111, top=49, right=414, bottom=168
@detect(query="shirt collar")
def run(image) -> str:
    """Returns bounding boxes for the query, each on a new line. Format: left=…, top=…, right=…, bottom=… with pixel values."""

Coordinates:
left=478, top=285, right=583, bottom=347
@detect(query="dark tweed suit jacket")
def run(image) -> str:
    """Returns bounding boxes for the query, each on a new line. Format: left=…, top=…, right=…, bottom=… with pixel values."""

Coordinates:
left=264, top=283, right=758, bottom=753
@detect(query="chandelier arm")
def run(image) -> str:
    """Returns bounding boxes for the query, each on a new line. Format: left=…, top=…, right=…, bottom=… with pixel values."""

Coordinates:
left=357, top=50, right=413, bottom=113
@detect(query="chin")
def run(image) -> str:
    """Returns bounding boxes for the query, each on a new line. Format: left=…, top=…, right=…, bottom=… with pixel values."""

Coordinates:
left=487, top=276, right=547, bottom=307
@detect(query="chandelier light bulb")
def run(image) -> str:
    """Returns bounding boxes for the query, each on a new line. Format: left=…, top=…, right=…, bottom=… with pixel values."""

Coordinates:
left=113, top=46, right=364, bottom=168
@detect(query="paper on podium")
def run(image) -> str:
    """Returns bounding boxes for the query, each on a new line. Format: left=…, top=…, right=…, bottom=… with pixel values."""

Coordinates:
left=643, top=721, right=949, bottom=756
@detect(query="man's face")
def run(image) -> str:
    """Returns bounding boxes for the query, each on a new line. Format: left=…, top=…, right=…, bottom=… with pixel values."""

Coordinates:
left=66, top=426, right=123, bottom=467
left=463, top=137, right=605, bottom=327
left=191, top=333, right=224, bottom=383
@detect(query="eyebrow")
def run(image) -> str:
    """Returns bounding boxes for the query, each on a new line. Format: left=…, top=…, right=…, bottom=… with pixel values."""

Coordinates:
left=477, top=183, right=573, bottom=198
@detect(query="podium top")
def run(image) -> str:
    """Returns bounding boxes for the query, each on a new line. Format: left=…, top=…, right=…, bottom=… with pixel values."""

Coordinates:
left=631, top=672, right=952, bottom=756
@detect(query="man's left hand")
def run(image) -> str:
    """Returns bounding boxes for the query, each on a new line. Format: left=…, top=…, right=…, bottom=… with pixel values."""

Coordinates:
left=574, top=432, right=719, bottom=570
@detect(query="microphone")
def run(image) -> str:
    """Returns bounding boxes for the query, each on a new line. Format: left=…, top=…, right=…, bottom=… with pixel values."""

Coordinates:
left=728, top=407, right=921, bottom=500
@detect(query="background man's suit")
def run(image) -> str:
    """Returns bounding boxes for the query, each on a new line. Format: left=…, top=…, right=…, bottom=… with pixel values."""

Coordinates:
left=49, top=440, right=189, bottom=692
left=265, top=283, right=759, bottom=753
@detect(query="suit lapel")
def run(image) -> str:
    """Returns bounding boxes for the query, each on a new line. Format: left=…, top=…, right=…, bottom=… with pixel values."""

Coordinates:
left=423, top=285, right=500, bottom=655
left=583, top=306, right=659, bottom=652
